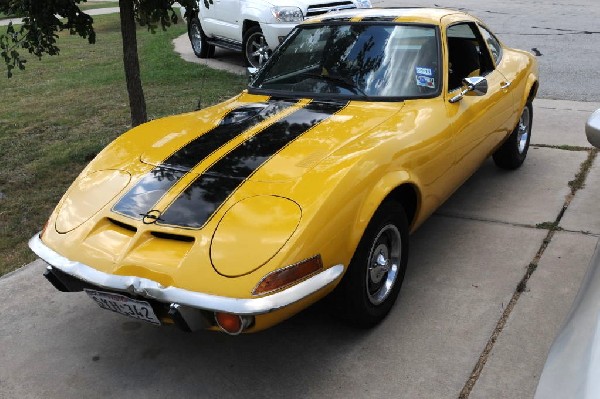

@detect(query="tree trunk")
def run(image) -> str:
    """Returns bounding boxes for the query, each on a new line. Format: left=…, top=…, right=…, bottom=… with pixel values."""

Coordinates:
left=119, top=0, right=147, bottom=127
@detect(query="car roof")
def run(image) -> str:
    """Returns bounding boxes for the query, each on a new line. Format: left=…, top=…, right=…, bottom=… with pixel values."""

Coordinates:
left=303, top=7, right=471, bottom=25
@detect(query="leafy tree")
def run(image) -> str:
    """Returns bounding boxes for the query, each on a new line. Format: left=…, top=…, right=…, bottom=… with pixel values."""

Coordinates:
left=0, top=0, right=197, bottom=126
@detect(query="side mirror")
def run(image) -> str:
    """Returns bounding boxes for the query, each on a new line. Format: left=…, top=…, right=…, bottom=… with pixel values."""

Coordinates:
left=585, top=109, right=600, bottom=149
left=449, top=76, right=489, bottom=103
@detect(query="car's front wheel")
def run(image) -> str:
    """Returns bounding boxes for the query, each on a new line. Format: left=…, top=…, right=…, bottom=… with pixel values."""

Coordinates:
left=333, top=201, right=409, bottom=327
left=188, top=17, right=215, bottom=59
left=493, top=103, right=533, bottom=169
left=243, top=26, right=271, bottom=68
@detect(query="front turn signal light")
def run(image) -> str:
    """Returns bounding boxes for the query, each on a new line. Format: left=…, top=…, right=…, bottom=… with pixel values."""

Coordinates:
left=252, top=255, right=323, bottom=295
left=214, top=312, right=253, bottom=335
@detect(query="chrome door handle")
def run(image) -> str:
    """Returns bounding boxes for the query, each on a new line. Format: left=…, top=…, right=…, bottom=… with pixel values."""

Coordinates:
left=501, top=81, right=512, bottom=89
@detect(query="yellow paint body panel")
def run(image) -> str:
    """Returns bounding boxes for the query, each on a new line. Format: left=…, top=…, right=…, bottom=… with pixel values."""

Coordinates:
left=55, top=170, right=131, bottom=233
left=36, top=9, right=538, bottom=332
left=211, top=196, right=302, bottom=277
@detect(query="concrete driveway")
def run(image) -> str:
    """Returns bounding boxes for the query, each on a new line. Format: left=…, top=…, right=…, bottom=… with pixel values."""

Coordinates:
left=1, top=100, right=599, bottom=398
left=3, top=0, right=600, bottom=397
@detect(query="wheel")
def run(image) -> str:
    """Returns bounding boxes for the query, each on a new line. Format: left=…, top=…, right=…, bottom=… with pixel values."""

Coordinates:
left=493, top=103, right=533, bottom=169
left=332, top=201, right=409, bottom=327
left=243, top=25, right=271, bottom=68
left=188, top=17, right=214, bottom=58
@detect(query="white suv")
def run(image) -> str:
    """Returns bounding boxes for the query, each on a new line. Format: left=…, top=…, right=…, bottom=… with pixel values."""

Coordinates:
left=184, top=0, right=372, bottom=68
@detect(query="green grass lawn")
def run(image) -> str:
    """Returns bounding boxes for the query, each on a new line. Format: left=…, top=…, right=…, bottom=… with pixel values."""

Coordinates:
left=0, top=13, right=246, bottom=276
left=79, top=1, right=119, bottom=11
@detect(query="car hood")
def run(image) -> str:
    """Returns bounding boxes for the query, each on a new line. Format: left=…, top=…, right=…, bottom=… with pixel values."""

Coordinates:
left=119, top=94, right=400, bottom=231
left=46, top=93, right=402, bottom=287
left=140, top=94, right=401, bottom=183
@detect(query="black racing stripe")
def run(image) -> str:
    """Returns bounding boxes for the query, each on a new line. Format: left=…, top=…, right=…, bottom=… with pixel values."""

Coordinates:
left=111, top=167, right=186, bottom=219
left=112, top=99, right=298, bottom=219
left=158, top=101, right=348, bottom=229
left=163, top=101, right=295, bottom=172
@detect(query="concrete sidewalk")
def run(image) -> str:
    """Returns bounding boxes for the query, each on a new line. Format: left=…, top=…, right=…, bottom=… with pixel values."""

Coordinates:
left=0, top=7, right=120, bottom=27
left=0, top=99, right=599, bottom=399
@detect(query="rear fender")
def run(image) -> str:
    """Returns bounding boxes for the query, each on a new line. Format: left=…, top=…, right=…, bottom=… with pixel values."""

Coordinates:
left=522, top=71, right=539, bottom=108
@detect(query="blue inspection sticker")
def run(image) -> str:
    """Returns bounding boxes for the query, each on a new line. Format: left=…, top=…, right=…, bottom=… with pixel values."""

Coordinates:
left=415, top=67, right=433, bottom=76
left=416, top=75, right=435, bottom=88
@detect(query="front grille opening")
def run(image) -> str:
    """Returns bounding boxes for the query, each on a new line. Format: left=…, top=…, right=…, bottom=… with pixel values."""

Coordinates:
left=151, top=231, right=195, bottom=243
left=309, top=1, right=353, bottom=8
left=306, top=1, right=355, bottom=17
left=108, top=218, right=137, bottom=233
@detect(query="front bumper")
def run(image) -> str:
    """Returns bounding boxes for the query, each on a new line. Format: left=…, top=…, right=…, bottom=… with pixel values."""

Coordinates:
left=29, top=233, right=344, bottom=317
left=261, top=22, right=297, bottom=49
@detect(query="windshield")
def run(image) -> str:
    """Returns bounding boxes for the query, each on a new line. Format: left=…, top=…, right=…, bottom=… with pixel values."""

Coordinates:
left=250, top=23, right=440, bottom=100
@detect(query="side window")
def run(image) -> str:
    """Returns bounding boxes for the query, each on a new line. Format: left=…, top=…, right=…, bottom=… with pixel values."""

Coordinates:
left=446, top=22, right=495, bottom=91
left=479, top=25, right=502, bottom=65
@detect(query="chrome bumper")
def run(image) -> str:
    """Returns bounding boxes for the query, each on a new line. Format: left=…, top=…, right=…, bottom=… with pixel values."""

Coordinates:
left=28, top=233, right=344, bottom=315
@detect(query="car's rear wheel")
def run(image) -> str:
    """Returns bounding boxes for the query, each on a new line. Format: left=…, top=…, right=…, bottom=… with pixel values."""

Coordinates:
left=333, top=201, right=409, bottom=327
left=188, top=17, right=215, bottom=58
left=493, top=103, right=533, bottom=169
left=243, top=26, right=271, bottom=68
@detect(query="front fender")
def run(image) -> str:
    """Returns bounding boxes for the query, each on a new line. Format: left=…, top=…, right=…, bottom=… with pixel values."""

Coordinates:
left=352, top=171, right=421, bottom=246
left=241, top=3, right=267, bottom=25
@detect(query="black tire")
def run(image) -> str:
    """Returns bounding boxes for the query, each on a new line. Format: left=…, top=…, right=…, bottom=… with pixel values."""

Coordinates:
left=332, top=201, right=409, bottom=327
left=243, top=25, right=271, bottom=68
left=188, top=17, right=214, bottom=59
left=493, top=103, right=533, bottom=170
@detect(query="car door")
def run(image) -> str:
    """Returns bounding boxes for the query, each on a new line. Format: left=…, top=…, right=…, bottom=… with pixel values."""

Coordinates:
left=442, top=20, right=515, bottom=183
left=478, top=23, right=519, bottom=116
left=211, top=0, right=240, bottom=40
left=198, top=0, right=220, bottom=37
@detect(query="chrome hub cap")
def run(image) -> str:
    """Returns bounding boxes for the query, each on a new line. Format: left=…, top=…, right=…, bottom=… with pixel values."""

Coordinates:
left=517, top=106, right=531, bottom=154
left=370, top=250, right=390, bottom=284
left=246, top=33, right=270, bottom=68
left=366, top=224, right=401, bottom=306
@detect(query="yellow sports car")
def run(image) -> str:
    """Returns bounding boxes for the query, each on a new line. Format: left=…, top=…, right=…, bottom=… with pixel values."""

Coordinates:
left=29, top=8, right=538, bottom=334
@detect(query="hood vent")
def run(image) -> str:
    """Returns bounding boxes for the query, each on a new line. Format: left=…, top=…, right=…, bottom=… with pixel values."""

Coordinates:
left=107, top=218, right=194, bottom=243
left=107, top=218, right=137, bottom=233
left=151, top=231, right=195, bottom=243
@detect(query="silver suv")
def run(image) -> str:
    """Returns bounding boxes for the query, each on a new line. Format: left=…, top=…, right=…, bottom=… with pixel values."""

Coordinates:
left=184, top=0, right=372, bottom=68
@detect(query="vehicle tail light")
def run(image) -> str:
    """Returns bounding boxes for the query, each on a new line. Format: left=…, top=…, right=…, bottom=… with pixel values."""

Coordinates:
left=214, top=312, right=253, bottom=335
left=252, top=255, right=323, bottom=295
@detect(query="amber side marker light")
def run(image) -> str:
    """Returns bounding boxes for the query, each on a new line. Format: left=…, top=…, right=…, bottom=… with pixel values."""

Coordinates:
left=215, top=312, right=253, bottom=335
left=252, top=255, right=323, bottom=296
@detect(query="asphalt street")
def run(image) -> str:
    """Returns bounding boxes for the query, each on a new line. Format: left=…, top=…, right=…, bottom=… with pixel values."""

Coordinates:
left=2, top=1, right=600, bottom=398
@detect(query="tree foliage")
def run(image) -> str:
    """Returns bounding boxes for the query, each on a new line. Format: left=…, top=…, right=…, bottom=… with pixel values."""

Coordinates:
left=0, top=0, right=96, bottom=77
left=0, top=0, right=198, bottom=125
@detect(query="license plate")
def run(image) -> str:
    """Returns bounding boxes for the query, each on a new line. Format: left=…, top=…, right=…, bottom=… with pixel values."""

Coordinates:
left=84, top=289, right=161, bottom=325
